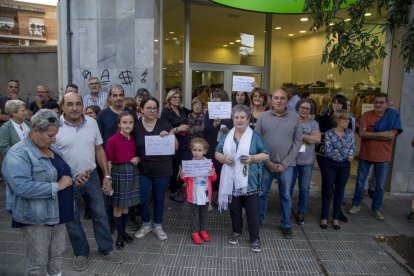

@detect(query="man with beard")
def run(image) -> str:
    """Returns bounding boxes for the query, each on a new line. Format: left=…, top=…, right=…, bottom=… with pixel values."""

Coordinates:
left=29, top=84, right=58, bottom=115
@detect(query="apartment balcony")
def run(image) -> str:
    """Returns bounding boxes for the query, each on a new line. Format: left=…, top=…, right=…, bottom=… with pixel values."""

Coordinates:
left=0, top=24, right=46, bottom=44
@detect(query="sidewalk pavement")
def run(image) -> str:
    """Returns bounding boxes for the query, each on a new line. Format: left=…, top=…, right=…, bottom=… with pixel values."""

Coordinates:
left=0, top=171, right=413, bottom=275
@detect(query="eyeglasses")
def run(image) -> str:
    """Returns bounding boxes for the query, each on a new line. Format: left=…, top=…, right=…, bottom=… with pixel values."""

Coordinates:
left=47, top=117, right=58, bottom=123
left=243, top=164, right=248, bottom=177
left=299, top=106, right=311, bottom=111
left=145, top=107, right=158, bottom=112
left=374, top=101, right=386, bottom=105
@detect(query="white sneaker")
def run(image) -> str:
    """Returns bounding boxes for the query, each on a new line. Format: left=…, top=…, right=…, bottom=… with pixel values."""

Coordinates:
left=152, top=225, right=168, bottom=240
left=348, top=205, right=360, bottom=214
left=134, top=224, right=152, bottom=239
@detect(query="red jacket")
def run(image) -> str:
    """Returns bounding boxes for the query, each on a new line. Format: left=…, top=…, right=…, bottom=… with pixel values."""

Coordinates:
left=181, top=163, right=217, bottom=204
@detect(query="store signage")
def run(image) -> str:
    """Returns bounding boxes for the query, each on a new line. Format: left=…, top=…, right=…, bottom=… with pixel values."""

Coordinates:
left=210, top=0, right=357, bottom=14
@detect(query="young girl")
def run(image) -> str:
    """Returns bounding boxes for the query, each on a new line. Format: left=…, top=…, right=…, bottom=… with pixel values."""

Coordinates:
left=106, top=111, right=140, bottom=250
left=180, top=138, right=217, bottom=244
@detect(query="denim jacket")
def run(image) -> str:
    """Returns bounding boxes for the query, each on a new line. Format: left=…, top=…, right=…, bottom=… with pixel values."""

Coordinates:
left=2, top=136, right=62, bottom=225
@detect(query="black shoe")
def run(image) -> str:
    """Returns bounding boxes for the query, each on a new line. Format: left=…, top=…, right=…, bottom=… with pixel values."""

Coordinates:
left=339, top=211, right=348, bottom=223
left=332, top=223, right=341, bottom=230
left=115, top=236, right=124, bottom=250
left=297, top=214, right=305, bottom=225
left=123, top=233, right=134, bottom=244
left=407, top=212, right=414, bottom=223
left=169, top=192, right=184, bottom=203
left=319, top=223, right=328, bottom=229
left=281, top=227, right=293, bottom=239
left=84, top=208, right=91, bottom=220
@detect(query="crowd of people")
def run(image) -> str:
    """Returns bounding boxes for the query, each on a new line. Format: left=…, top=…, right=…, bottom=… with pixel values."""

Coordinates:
left=0, top=78, right=409, bottom=275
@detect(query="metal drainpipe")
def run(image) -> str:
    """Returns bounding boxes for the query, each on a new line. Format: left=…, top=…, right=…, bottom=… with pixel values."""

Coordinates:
left=66, top=0, right=73, bottom=83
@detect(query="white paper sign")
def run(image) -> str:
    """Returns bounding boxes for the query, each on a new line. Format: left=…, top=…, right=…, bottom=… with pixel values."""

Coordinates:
left=299, top=144, right=306, bottom=153
left=144, top=135, right=175, bottom=156
left=232, top=76, right=255, bottom=92
left=182, top=159, right=212, bottom=177
left=208, top=102, right=232, bottom=119
left=361, top=103, right=374, bottom=115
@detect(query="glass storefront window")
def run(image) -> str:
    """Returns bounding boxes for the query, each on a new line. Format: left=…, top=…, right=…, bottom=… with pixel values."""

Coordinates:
left=192, top=70, right=224, bottom=106
left=190, top=4, right=265, bottom=66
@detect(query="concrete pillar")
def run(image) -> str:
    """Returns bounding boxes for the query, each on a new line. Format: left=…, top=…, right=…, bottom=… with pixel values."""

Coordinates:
left=59, top=0, right=159, bottom=98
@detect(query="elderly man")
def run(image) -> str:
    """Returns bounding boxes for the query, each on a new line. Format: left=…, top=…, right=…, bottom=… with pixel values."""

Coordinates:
left=255, top=89, right=302, bottom=239
left=55, top=92, right=123, bottom=271
left=83, top=77, right=108, bottom=110
left=0, top=80, right=27, bottom=125
left=285, top=84, right=300, bottom=113
left=348, top=93, right=402, bottom=220
left=29, top=84, right=58, bottom=115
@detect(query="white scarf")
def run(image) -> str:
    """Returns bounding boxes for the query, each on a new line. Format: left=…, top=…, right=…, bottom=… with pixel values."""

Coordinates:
left=218, top=126, right=253, bottom=211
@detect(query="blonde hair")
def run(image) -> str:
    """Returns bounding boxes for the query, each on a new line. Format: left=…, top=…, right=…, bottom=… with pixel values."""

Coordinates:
left=190, top=137, right=209, bottom=151
left=332, top=110, right=350, bottom=127
left=165, top=89, right=183, bottom=109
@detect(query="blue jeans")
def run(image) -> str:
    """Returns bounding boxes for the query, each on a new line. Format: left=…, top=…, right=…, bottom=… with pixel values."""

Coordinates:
left=291, top=164, right=314, bottom=215
left=139, top=175, right=170, bottom=225
left=66, top=170, right=113, bottom=257
left=260, top=166, right=294, bottom=228
left=352, top=159, right=389, bottom=212
left=321, top=159, right=350, bottom=220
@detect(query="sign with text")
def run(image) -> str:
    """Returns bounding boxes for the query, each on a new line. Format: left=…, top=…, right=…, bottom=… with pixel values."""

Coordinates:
left=144, top=135, right=175, bottom=156
left=232, top=76, right=255, bottom=92
left=208, top=102, right=232, bottom=119
left=182, top=159, right=212, bottom=177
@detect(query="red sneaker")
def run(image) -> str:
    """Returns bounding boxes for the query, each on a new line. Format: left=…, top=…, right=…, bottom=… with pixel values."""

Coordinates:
left=191, top=232, right=203, bottom=244
left=199, top=230, right=211, bottom=242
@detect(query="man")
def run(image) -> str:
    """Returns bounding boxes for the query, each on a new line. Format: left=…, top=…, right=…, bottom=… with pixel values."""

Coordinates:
left=29, top=84, right=58, bottom=115
left=1, top=80, right=27, bottom=126
left=255, top=89, right=302, bottom=239
left=285, top=84, right=300, bottom=113
left=348, top=93, right=402, bottom=220
left=96, top=84, right=138, bottom=229
left=55, top=92, right=123, bottom=271
left=83, top=77, right=107, bottom=110
left=65, top=84, right=79, bottom=94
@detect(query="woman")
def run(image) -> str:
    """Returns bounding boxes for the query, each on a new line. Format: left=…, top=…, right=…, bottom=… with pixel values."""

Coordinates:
left=187, top=96, right=205, bottom=140
left=320, top=110, right=355, bottom=230
left=85, top=105, right=101, bottom=119
left=161, top=89, right=191, bottom=203
left=249, top=87, right=268, bottom=129
left=135, top=88, right=150, bottom=118
left=291, top=99, right=321, bottom=225
left=231, top=91, right=250, bottom=107
left=215, top=105, right=269, bottom=252
left=203, top=89, right=233, bottom=194
left=2, top=109, right=74, bottom=276
left=134, top=97, right=177, bottom=241
left=316, top=94, right=350, bottom=222
left=0, top=100, right=30, bottom=156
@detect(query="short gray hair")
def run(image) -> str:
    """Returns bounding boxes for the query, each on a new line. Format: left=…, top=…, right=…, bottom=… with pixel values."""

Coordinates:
left=30, top=109, right=61, bottom=132
left=232, top=104, right=251, bottom=119
left=5, top=100, right=26, bottom=116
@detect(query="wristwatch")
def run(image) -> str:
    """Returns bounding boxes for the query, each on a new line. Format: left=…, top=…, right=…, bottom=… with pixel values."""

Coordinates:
left=104, top=175, right=112, bottom=180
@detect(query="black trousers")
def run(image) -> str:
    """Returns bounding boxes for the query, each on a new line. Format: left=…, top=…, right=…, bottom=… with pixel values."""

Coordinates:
left=229, top=193, right=260, bottom=243
left=190, top=203, right=208, bottom=233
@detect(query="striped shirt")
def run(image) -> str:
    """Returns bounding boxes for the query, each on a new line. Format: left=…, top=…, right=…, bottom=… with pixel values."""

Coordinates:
left=83, top=92, right=108, bottom=110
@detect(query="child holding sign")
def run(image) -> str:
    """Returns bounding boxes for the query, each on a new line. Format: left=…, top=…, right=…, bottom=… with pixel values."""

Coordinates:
left=106, top=111, right=140, bottom=250
left=180, top=138, right=217, bottom=244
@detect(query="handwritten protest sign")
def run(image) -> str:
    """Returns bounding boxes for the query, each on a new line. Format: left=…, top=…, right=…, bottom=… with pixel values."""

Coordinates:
left=144, top=135, right=175, bottom=155
left=182, top=159, right=212, bottom=177
left=208, top=102, right=232, bottom=119
left=232, top=76, right=255, bottom=92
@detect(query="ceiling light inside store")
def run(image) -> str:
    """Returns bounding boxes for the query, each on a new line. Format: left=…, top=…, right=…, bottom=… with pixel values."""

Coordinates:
left=179, top=60, right=183, bottom=63
left=163, top=67, right=167, bottom=70
left=288, top=33, right=294, bottom=37
left=165, top=38, right=170, bottom=41
left=275, top=27, right=282, bottom=30
left=299, top=30, right=306, bottom=33
left=229, top=42, right=234, bottom=45
left=223, top=44, right=228, bottom=47
left=169, top=31, right=174, bottom=34
left=172, top=37, right=178, bottom=40
left=329, top=23, right=335, bottom=26
left=300, top=17, right=308, bottom=22
left=236, top=39, right=241, bottom=43
left=154, top=39, right=158, bottom=42
left=344, top=18, right=351, bottom=21
left=364, top=12, right=372, bottom=16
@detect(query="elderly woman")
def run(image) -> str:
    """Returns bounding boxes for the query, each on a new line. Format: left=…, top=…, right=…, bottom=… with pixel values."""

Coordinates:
left=290, top=99, right=321, bottom=225
left=187, top=96, right=205, bottom=140
left=320, top=110, right=355, bottom=230
left=249, top=87, right=268, bottom=129
left=161, top=89, right=191, bottom=203
left=2, top=109, right=74, bottom=276
left=134, top=97, right=177, bottom=241
left=231, top=91, right=250, bottom=107
left=0, top=100, right=30, bottom=156
left=215, top=104, right=269, bottom=252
